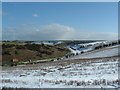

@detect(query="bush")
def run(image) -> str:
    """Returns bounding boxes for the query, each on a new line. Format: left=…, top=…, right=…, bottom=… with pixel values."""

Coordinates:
left=2, top=50, right=11, bottom=55
left=15, top=50, right=18, bottom=54
left=16, top=45, right=26, bottom=49
left=36, top=53, right=42, bottom=57
left=2, top=44, right=15, bottom=49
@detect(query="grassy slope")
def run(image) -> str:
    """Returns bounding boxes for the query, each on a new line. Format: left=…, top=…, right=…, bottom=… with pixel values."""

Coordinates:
left=2, top=43, right=70, bottom=66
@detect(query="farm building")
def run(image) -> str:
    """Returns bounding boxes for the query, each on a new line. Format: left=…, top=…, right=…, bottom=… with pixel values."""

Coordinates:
left=12, top=58, right=21, bottom=62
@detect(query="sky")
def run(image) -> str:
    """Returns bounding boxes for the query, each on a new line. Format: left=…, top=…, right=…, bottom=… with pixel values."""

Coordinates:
left=2, top=2, right=118, bottom=40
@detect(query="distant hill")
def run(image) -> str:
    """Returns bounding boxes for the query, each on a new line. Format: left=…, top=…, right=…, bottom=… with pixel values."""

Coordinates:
left=2, top=43, right=70, bottom=66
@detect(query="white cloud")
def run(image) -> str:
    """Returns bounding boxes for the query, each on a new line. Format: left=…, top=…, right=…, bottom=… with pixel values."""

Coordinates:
left=2, top=24, right=118, bottom=40
left=33, top=14, right=39, bottom=17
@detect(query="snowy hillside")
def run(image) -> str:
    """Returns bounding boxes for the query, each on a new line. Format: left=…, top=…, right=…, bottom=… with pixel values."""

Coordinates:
left=1, top=57, right=119, bottom=88
left=69, top=47, right=119, bottom=59
left=31, top=41, right=62, bottom=45
left=66, top=40, right=119, bottom=57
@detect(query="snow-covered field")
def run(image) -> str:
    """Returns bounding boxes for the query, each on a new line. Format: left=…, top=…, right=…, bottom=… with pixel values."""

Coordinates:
left=1, top=57, right=119, bottom=88
left=69, top=47, right=119, bottom=59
